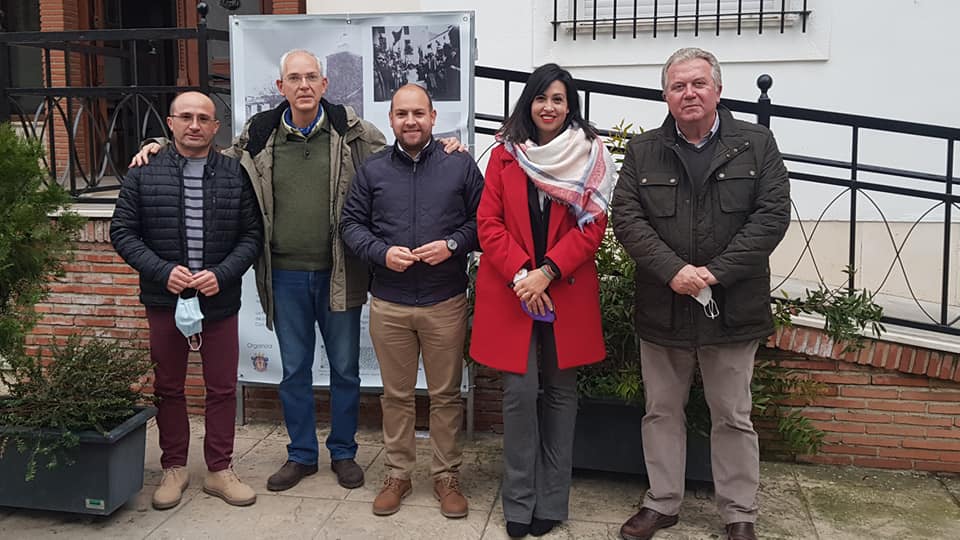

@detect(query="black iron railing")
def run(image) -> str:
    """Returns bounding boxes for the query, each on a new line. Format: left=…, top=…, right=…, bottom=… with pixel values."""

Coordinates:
left=0, top=3, right=227, bottom=201
left=475, top=65, right=960, bottom=336
left=551, top=0, right=812, bottom=40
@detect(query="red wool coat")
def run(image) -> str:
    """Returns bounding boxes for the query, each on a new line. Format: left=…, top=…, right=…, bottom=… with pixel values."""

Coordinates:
left=470, top=144, right=606, bottom=374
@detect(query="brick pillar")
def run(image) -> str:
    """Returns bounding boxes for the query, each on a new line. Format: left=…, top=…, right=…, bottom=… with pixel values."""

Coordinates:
left=271, top=0, right=306, bottom=15
left=38, top=0, right=90, bottom=188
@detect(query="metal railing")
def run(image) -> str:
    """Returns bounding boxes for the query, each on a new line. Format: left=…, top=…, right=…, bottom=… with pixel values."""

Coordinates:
left=475, top=65, right=960, bottom=336
left=0, top=3, right=227, bottom=202
left=551, top=0, right=813, bottom=40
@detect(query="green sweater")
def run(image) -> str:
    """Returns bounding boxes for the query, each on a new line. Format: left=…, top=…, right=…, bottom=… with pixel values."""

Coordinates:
left=270, top=121, right=332, bottom=271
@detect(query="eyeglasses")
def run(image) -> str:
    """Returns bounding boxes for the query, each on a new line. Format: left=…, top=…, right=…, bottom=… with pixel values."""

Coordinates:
left=169, top=113, right=216, bottom=126
left=284, top=73, right=323, bottom=85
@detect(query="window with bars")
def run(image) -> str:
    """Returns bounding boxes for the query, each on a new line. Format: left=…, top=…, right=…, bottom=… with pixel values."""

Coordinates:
left=552, top=0, right=811, bottom=40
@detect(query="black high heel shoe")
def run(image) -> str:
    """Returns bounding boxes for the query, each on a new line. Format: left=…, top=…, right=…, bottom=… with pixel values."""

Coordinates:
left=506, top=520, right=531, bottom=538
left=530, top=518, right=559, bottom=536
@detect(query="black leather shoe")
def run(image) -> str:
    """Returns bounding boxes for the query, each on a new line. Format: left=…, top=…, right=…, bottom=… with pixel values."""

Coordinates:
left=530, top=518, right=559, bottom=536
left=267, top=460, right=318, bottom=491
left=506, top=521, right=530, bottom=538
left=619, top=507, right=679, bottom=540
left=726, top=522, right=757, bottom=540
left=331, top=458, right=364, bottom=489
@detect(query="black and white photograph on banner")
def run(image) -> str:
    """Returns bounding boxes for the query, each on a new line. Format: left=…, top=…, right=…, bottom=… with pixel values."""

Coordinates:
left=372, top=24, right=461, bottom=102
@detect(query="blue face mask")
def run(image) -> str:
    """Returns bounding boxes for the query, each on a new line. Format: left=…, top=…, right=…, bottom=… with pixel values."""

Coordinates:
left=175, top=295, right=204, bottom=350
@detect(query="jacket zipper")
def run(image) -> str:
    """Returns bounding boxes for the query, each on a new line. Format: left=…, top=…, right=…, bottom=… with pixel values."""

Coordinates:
left=411, top=159, right=419, bottom=304
left=670, top=142, right=699, bottom=341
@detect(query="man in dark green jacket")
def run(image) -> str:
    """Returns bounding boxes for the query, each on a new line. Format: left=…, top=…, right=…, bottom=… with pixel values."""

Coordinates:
left=612, top=48, right=790, bottom=540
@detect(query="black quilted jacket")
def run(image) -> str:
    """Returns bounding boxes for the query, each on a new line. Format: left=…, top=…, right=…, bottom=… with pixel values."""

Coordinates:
left=110, top=147, right=263, bottom=321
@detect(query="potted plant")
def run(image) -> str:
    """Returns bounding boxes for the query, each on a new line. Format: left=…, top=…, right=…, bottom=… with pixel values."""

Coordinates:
left=0, top=122, right=155, bottom=515
left=0, top=335, right=155, bottom=514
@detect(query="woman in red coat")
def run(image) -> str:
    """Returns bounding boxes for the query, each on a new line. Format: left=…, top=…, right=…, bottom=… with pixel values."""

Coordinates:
left=470, top=63, right=615, bottom=538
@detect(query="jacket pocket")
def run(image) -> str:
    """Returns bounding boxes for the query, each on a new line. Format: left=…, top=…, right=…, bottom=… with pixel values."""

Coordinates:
left=633, top=279, right=675, bottom=332
left=720, top=275, right=772, bottom=328
left=715, top=165, right=757, bottom=213
left=637, top=173, right=679, bottom=217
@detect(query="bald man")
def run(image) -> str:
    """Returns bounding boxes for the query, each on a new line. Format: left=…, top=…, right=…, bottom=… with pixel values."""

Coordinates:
left=341, top=84, right=484, bottom=518
left=111, top=91, right=263, bottom=510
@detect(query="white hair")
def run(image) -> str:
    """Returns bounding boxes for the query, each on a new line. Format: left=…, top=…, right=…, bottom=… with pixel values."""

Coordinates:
left=661, top=47, right=722, bottom=91
left=278, top=49, right=324, bottom=78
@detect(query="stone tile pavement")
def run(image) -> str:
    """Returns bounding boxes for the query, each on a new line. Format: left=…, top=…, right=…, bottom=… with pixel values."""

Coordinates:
left=1, top=419, right=958, bottom=539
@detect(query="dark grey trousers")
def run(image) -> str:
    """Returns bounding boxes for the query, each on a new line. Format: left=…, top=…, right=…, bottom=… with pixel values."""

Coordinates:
left=500, top=327, right=579, bottom=523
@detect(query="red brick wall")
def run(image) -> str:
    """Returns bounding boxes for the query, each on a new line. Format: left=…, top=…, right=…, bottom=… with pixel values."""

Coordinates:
left=270, top=0, right=306, bottom=15
left=25, top=216, right=960, bottom=473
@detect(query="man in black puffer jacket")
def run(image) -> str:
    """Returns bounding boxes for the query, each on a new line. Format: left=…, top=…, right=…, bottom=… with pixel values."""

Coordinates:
left=111, top=91, right=262, bottom=511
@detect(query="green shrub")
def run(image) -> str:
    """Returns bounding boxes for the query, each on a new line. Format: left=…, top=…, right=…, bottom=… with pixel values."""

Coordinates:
left=0, top=122, right=84, bottom=359
left=0, top=335, right=153, bottom=480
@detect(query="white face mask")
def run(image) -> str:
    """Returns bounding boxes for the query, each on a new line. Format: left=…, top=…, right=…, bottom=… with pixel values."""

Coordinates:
left=174, top=295, right=204, bottom=350
left=690, top=285, right=719, bottom=319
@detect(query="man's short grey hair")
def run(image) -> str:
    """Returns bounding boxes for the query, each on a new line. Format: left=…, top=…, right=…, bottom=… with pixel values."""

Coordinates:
left=661, top=47, right=722, bottom=91
left=278, top=49, right=324, bottom=78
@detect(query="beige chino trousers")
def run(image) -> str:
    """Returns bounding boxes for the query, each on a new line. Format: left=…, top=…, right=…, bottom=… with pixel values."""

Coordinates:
left=639, top=338, right=761, bottom=524
left=369, top=294, right=467, bottom=480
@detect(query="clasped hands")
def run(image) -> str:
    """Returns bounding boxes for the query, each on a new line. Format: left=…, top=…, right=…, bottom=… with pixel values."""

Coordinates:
left=513, top=268, right=554, bottom=317
left=669, top=264, right=718, bottom=296
left=385, top=240, right=451, bottom=272
left=167, top=266, right=220, bottom=296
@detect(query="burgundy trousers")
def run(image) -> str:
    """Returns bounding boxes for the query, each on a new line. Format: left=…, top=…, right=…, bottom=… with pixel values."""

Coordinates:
left=146, top=308, right=239, bottom=472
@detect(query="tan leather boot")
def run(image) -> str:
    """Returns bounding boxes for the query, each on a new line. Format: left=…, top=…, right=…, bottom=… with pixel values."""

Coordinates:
left=372, top=476, right=412, bottom=516
left=434, top=475, right=468, bottom=518
left=152, top=466, right=189, bottom=510
left=203, top=468, right=257, bottom=506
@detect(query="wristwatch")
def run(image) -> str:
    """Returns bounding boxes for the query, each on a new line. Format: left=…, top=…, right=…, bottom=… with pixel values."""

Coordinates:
left=445, top=238, right=458, bottom=253
left=511, top=268, right=528, bottom=288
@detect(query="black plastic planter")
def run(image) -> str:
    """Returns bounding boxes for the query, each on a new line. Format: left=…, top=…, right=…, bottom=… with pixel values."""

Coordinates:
left=572, top=398, right=713, bottom=483
left=0, top=406, right=157, bottom=515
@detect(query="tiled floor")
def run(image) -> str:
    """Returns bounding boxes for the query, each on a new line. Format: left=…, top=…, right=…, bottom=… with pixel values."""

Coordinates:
left=1, top=419, right=958, bottom=539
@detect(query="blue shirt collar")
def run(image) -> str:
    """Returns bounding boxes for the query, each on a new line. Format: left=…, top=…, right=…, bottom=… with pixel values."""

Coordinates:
left=283, top=106, right=324, bottom=138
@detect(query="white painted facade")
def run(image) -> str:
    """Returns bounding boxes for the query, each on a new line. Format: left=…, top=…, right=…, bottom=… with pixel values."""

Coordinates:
left=307, top=0, right=960, bottom=334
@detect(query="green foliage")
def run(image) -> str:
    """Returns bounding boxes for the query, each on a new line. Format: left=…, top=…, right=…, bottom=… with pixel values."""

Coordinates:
left=0, top=123, right=84, bottom=359
left=773, top=266, right=885, bottom=353
left=0, top=335, right=153, bottom=481
left=605, top=119, right=642, bottom=166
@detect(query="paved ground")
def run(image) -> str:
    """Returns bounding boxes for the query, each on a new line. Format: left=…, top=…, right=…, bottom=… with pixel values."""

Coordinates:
left=1, top=419, right=959, bottom=539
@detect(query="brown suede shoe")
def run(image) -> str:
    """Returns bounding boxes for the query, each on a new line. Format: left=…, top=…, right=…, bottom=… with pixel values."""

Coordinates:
left=434, top=475, right=468, bottom=518
left=267, top=460, right=318, bottom=491
left=372, top=476, right=412, bottom=516
left=726, top=522, right=757, bottom=540
left=619, top=507, right=679, bottom=540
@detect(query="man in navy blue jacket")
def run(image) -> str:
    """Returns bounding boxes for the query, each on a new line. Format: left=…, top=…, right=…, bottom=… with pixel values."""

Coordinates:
left=341, top=84, right=483, bottom=519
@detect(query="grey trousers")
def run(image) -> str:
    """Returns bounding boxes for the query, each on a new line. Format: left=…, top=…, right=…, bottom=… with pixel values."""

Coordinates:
left=640, top=339, right=761, bottom=524
left=500, top=326, right=579, bottom=523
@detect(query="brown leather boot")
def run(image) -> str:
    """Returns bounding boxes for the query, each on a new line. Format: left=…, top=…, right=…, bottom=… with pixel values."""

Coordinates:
left=372, top=476, right=412, bottom=516
left=619, top=507, right=679, bottom=540
left=434, top=475, right=468, bottom=518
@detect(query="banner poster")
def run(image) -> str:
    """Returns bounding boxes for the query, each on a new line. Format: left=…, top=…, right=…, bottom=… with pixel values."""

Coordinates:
left=230, top=12, right=475, bottom=391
